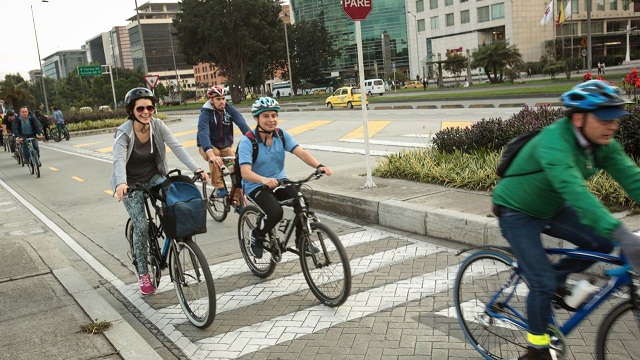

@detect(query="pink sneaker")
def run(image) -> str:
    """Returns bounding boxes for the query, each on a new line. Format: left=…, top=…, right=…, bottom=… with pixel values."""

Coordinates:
left=138, top=273, right=155, bottom=295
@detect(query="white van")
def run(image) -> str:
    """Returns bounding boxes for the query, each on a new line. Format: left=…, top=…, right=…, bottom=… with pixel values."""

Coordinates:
left=364, top=79, right=385, bottom=96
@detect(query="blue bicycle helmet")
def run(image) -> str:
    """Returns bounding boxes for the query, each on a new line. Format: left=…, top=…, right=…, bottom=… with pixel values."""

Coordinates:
left=251, top=97, right=280, bottom=116
left=561, top=80, right=630, bottom=110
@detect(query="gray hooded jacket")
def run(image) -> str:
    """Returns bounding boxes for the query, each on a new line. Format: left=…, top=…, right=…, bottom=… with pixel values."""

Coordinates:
left=110, top=118, right=200, bottom=191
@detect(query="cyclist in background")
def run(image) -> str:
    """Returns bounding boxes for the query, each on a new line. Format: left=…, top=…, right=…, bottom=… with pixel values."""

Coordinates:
left=13, top=106, right=43, bottom=165
left=237, top=97, right=332, bottom=258
left=492, top=80, right=640, bottom=360
left=52, top=106, right=66, bottom=136
left=197, top=85, right=251, bottom=198
left=2, top=109, right=16, bottom=153
left=34, top=110, right=50, bottom=142
left=110, top=87, right=209, bottom=295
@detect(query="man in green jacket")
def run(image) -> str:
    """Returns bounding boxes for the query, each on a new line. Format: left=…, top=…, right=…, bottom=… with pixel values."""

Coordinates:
left=493, top=80, right=640, bottom=360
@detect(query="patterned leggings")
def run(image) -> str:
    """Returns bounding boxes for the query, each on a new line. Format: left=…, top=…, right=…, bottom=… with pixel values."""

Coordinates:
left=123, top=174, right=165, bottom=276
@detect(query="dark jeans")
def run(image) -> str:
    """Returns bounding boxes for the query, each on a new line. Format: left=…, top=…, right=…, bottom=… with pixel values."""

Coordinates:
left=496, top=205, right=614, bottom=335
left=248, top=185, right=301, bottom=239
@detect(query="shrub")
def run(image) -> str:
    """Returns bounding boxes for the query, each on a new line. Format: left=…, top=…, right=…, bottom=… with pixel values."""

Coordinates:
left=617, top=105, right=640, bottom=160
left=432, top=105, right=562, bottom=154
left=63, top=109, right=129, bottom=124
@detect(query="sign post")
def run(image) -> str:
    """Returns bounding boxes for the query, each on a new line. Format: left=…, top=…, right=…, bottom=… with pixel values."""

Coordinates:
left=343, top=0, right=375, bottom=189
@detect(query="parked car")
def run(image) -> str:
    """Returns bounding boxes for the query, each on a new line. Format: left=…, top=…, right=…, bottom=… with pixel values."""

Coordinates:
left=79, top=106, right=93, bottom=113
left=325, top=86, right=368, bottom=109
left=404, top=80, right=423, bottom=89
left=98, top=105, right=112, bottom=112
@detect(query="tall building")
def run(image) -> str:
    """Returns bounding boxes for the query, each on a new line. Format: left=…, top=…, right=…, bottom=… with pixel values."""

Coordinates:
left=85, top=33, right=109, bottom=65
left=42, top=50, right=87, bottom=80
left=127, top=1, right=194, bottom=91
left=109, top=26, right=134, bottom=70
left=409, top=0, right=640, bottom=79
left=28, top=69, right=42, bottom=86
left=291, top=0, right=409, bottom=81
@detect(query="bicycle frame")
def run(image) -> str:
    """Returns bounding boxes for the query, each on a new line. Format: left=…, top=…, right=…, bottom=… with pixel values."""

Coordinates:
left=481, top=247, right=633, bottom=337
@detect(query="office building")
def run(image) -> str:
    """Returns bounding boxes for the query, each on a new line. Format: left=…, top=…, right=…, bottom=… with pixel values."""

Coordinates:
left=291, top=0, right=410, bottom=81
left=127, top=1, right=194, bottom=91
left=42, top=50, right=87, bottom=80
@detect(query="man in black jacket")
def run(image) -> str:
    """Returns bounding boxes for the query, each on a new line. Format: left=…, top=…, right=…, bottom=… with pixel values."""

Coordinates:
left=13, top=107, right=43, bottom=164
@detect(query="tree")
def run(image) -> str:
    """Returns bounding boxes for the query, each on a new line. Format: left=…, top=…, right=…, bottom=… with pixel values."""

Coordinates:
left=443, top=53, right=467, bottom=84
left=0, top=74, right=35, bottom=110
left=173, top=0, right=284, bottom=104
left=288, top=19, right=340, bottom=95
left=471, top=41, right=523, bottom=83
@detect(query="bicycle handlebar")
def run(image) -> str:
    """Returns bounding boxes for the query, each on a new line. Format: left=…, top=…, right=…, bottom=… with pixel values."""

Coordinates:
left=265, top=169, right=325, bottom=190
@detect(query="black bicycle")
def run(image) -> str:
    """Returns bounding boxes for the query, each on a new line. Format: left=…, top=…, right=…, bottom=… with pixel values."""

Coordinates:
left=51, top=123, right=70, bottom=142
left=202, top=156, right=246, bottom=222
left=237, top=170, right=351, bottom=307
left=125, top=172, right=216, bottom=328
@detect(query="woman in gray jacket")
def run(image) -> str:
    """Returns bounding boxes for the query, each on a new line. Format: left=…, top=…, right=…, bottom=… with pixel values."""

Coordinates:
left=110, top=87, right=210, bottom=295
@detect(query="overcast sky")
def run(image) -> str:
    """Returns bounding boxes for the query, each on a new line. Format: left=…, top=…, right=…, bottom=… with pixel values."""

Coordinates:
left=1, top=0, right=289, bottom=81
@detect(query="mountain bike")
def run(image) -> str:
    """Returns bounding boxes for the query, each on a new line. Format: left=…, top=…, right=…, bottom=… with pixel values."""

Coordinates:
left=202, top=156, right=245, bottom=222
left=237, top=170, right=351, bottom=307
left=453, top=245, right=640, bottom=360
left=51, top=123, right=70, bottom=142
left=14, top=138, right=24, bottom=167
left=125, top=172, right=216, bottom=329
left=24, top=138, right=41, bottom=178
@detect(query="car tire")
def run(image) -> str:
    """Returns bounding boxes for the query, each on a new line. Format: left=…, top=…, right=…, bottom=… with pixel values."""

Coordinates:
left=347, top=102, right=353, bottom=109
left=326, top=102, right=334, bottom=109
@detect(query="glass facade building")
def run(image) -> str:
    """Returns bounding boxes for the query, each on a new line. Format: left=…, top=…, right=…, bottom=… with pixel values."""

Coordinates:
left=291, top=0, right=409, bottom=80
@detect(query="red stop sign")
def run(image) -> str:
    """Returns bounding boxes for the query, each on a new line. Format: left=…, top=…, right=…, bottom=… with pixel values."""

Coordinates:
left=342, top=0, right=372, bottom=21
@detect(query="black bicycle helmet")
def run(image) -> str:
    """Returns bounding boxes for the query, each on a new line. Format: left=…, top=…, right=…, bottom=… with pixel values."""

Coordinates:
left=5, top=109, right=14, bottom=116
left=124, top=87, right=156, bottom=116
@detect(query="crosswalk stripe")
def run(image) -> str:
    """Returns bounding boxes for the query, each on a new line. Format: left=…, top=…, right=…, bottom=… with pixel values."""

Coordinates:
left=339, top=138, right=429, bottom=148
left=194, top=264, right=460, bottom=359
left=301, top=144, right=393, bottom=156
left=285, top=120, right=332, bottom=136
left=340, top=121, right=391, bottom=140
left=73, top=141, right=103, bottom=148
left=441, top=121, right=472, bottom=130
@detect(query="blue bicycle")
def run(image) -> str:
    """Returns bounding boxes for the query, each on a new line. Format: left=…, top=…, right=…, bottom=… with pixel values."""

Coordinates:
left=453, top=245, right=640, bottom=360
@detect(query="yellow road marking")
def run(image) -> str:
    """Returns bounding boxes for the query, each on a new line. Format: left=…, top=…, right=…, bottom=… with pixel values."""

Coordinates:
left=285, top=120, right=332, bottom=136
left=104, top=190, right=114, bottom=196
left=49, top=167, right=59, bottom=171
left=97, top=146, right=112, bottom=153
left=173, top=129, right=197, bottom=137
left=340, top=121, right=391, bottom=140
left=441, top=121, right=473, bottom=130
left=72, top=176, right=85, bottom=182
left=74, top=141, right=103, bottom=148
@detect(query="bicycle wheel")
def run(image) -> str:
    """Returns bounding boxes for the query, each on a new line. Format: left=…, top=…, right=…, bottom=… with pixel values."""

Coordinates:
left=64, top=128, right=70, bottom=141
left=596, top=300, right=640, bottom=360
left=28, top=153, right=35, bottom=174
left=454, top=251, right=531, bottom=360
left=52, top=128, right=61, bottom=142
left=298, top=222, right=351, bottom=307
left=170, top=238, right=216, bottom=329
left=126, top=218, right=162, bottom=287
left=203, top=183, right=228, bottom=222
left=33, top=152, right=40, bottom=178
left=237, top=205, right=276, bottom=278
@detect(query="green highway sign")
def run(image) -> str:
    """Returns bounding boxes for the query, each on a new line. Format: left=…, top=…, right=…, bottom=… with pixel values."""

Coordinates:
left=78, top=65, right=102, bottom=76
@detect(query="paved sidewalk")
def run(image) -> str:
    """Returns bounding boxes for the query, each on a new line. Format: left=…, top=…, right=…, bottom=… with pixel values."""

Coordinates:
left=0, top=180, right=161, bottom=360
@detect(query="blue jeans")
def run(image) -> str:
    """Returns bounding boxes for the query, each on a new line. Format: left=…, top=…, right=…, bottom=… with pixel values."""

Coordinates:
left=496, top=205, right=613, bottom=335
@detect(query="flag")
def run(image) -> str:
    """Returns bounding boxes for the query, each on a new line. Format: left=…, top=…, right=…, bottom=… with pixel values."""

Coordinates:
left=556, top=1, right=565, bottom=28
left=564, top=0, right=572, bottom=20
left=541, top=0, right=553, bottom=26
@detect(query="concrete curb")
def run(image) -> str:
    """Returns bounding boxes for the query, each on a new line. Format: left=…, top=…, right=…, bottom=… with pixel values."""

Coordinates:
left=314, top=187, right=503, bottom=247
left=53, top=267, right=162, bottom=360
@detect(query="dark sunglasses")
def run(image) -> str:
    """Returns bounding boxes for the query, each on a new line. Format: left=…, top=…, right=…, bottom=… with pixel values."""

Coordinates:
left=135, top=105, right=156, bottom=113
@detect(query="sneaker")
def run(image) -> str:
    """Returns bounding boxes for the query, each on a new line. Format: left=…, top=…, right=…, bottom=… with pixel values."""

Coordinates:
left=215, top=188, right=228, bottom=198
left=138, top=273, right=156, bottom=295
left=249, top=229, right=264, bottom=258
left=518, top=346, right=552, bottom=360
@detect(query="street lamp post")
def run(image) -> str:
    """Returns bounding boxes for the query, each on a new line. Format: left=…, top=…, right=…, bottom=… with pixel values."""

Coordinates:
left=407, top=11, right=420, bottom=80
left=281, top=12, right=294, bottom=97
left=31, top=1, right=49, bottom=113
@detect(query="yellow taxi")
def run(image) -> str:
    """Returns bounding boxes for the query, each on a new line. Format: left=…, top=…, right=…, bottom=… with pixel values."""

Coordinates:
left=404, top=80, right=423, bottom=89
left=325, top=86, right=368, bottom=109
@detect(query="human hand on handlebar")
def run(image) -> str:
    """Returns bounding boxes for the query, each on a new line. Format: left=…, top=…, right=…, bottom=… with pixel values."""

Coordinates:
left=612, top=225, right=640, bottom=272
left=115, top=183, right=129, bottom=202
left=316, top=165, right=333, bottom=176
left=195, top=169, right=211, bottom=185
left=261, top=177, right=279, bottom=189
left=208, top=155, right=223, bottom=168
